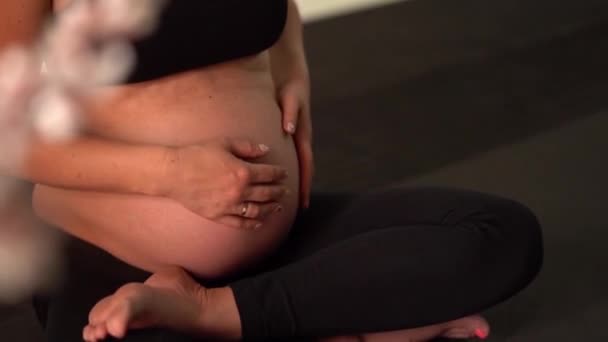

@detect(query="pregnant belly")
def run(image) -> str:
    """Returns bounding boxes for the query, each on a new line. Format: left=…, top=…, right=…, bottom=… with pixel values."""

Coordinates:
left=32, top=61, right=300, bottom=278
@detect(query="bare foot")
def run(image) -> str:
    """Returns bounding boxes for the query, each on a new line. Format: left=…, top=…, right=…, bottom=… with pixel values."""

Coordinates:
left=321, top=315, right=490, bottom=342
left=441, top=316, right=490, bottom=340
left=82, top=267, right=208, bottom=342
left=82, top=266, right=489, bottom=342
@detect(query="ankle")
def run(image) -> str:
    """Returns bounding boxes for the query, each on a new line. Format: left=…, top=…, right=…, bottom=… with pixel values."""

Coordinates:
left=198, top=286, right=243, bottom=340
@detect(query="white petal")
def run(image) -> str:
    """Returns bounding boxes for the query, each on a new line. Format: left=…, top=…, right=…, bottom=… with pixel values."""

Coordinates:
left=0, top=218, right=62, bottom=304
left=100, top=0, right=168, bottom=36
left=30, top=88, right=80, bottom=142
left=0, top=46, right=40, bottom=103
left=0, top=126, right=28, bottom=171
left=93, top=40, right=136, bottom=85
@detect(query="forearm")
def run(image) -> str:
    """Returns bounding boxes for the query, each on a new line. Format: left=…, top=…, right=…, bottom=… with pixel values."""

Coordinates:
left=269, top=0, right=309, bottom=83
left=2, top=3, right=166, bottom=195
left=4, top=134, right=171, bottom=196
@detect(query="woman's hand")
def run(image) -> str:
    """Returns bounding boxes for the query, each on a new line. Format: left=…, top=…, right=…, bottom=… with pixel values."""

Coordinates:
left=278, top=76, right=314, bottom=209
left=270, top=0, right=314, bottom=209
left=164, top=138, right=289, bottom=230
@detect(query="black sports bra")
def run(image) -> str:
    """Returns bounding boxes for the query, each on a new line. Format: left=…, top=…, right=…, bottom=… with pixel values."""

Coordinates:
left=126, top=0, right=288, bottom=83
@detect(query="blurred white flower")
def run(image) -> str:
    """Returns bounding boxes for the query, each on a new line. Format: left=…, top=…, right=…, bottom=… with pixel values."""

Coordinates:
left=0, top=0, right=168, bottom=304
left=0, top=213, right=63, bottom=304
left=0, top=47, right=38, bottom=171
left=0, top=46, right=38, bottom=89
left=30, top=87, right=80, bottom=142
left=0, top=46, right=41, bottom=114
left=93, top=39, right=136, bottom=85
left=44, top=0, right=167, bottom=86
left=99, top=0, right=169, bottom=37
left=0, top=128, right=28, bottom=173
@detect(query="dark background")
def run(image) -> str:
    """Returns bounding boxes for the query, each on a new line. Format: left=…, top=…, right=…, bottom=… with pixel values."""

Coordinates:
left=2, top=0, right=608, bottom=340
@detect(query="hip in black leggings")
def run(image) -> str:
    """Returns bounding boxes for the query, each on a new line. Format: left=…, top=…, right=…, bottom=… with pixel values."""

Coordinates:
left=41, top=186, right=543, bottom=341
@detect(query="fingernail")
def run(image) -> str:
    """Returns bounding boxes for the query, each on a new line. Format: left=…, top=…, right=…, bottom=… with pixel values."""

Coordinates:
left=286, top=122, right=296, bottom=134
left=259, top=144, right=269, bottom=152
left=475, top=328, right=488, bottom=339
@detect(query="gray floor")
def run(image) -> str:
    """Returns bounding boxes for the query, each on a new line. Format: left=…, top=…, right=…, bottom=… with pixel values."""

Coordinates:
left=2, top=0, right=607, bottom=340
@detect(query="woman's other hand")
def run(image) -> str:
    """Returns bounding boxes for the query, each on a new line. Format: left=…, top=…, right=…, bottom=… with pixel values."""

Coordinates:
left=164, top=138, right=289, bottom=230
left=278, top=76, right=314, bottom=209
left=270, top=0, right=314, bottom=209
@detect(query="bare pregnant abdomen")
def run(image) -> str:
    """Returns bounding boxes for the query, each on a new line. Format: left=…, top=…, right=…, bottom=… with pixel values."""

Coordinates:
left=33, top=132, right=299, bottom=278
left=32, top=65, right=300, bottom=278
left=33, top=184, right=297, bottom=278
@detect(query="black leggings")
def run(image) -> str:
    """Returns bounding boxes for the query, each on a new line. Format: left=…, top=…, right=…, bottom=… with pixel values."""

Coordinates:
left=42, top=186, right=543, bottom=341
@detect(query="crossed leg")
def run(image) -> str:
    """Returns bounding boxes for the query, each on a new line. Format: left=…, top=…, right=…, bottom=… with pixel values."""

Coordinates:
left=82, top=267, right=489, bottom=342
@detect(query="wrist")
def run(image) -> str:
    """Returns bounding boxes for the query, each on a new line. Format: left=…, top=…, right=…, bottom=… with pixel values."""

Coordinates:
left=290, top=62, right=310, bottom=83
left=148, top=145, right=178, bottom=197
left=270, top=50, right=309, bottom=85
left=275, top=65, right=310, bottom=92
left=285, top=51, right=309, bottom=78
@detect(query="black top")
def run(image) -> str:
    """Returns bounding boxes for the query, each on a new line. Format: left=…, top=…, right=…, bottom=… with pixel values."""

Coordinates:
left=126, top=0, right=288, bottom=83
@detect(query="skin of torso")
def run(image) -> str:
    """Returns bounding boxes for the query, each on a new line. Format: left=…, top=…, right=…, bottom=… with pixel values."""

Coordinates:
left=32, top=1, right=300, bottom=279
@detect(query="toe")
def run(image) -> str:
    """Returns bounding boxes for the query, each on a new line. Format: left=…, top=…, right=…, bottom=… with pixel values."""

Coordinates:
left=106, top=302, right=133, bottom=339
left=470, top=315, right=490, bottom=339
left=475, top=327, right=489, bottom=339
left=89, top=295, right=116, bottom=325
left=93, top=324, right=108, bottom=341
left=82, top=325, right=92, bottom=342
left=442, top=315, right=490, bottom=340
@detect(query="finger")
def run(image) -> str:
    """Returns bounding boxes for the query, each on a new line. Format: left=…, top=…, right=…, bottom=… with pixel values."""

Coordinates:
left=215, top=215, right=263, bottom=231
left=297, top=140, right=314, bottom=209
left=243, top=185, right=288, bottom=202
left=247, top=163, right=288, bottom=183
left=280, top=92, right=299, bottom=134
left=227, top=138, right=271, bottom=159
left=230, top=202, right=283, bottom=219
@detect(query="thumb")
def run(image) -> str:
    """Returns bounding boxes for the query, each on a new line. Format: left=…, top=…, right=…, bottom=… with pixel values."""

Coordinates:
left=279, top=91, right=299, bottom=135
left=227, top=138, right=270, bottom=159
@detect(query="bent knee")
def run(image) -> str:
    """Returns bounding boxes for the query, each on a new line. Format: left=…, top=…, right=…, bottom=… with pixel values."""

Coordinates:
left=494, top=198, right=543, bottom=259
left=484, top=197, right=544, bottom=293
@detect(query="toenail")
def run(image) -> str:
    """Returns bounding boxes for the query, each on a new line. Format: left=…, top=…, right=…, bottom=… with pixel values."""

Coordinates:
left=475, top=328, right=488, bottom=339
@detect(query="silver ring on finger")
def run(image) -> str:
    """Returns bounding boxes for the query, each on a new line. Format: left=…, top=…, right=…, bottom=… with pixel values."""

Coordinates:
left=240, top=202, right=250, bottom=217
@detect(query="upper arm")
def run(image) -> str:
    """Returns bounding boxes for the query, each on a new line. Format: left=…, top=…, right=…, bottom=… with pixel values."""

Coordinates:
left=0, top=0, right=51, bottom=50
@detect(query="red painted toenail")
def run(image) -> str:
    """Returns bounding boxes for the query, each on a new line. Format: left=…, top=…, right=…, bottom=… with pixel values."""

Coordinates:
left=475, top=328, right=488, bottom=339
